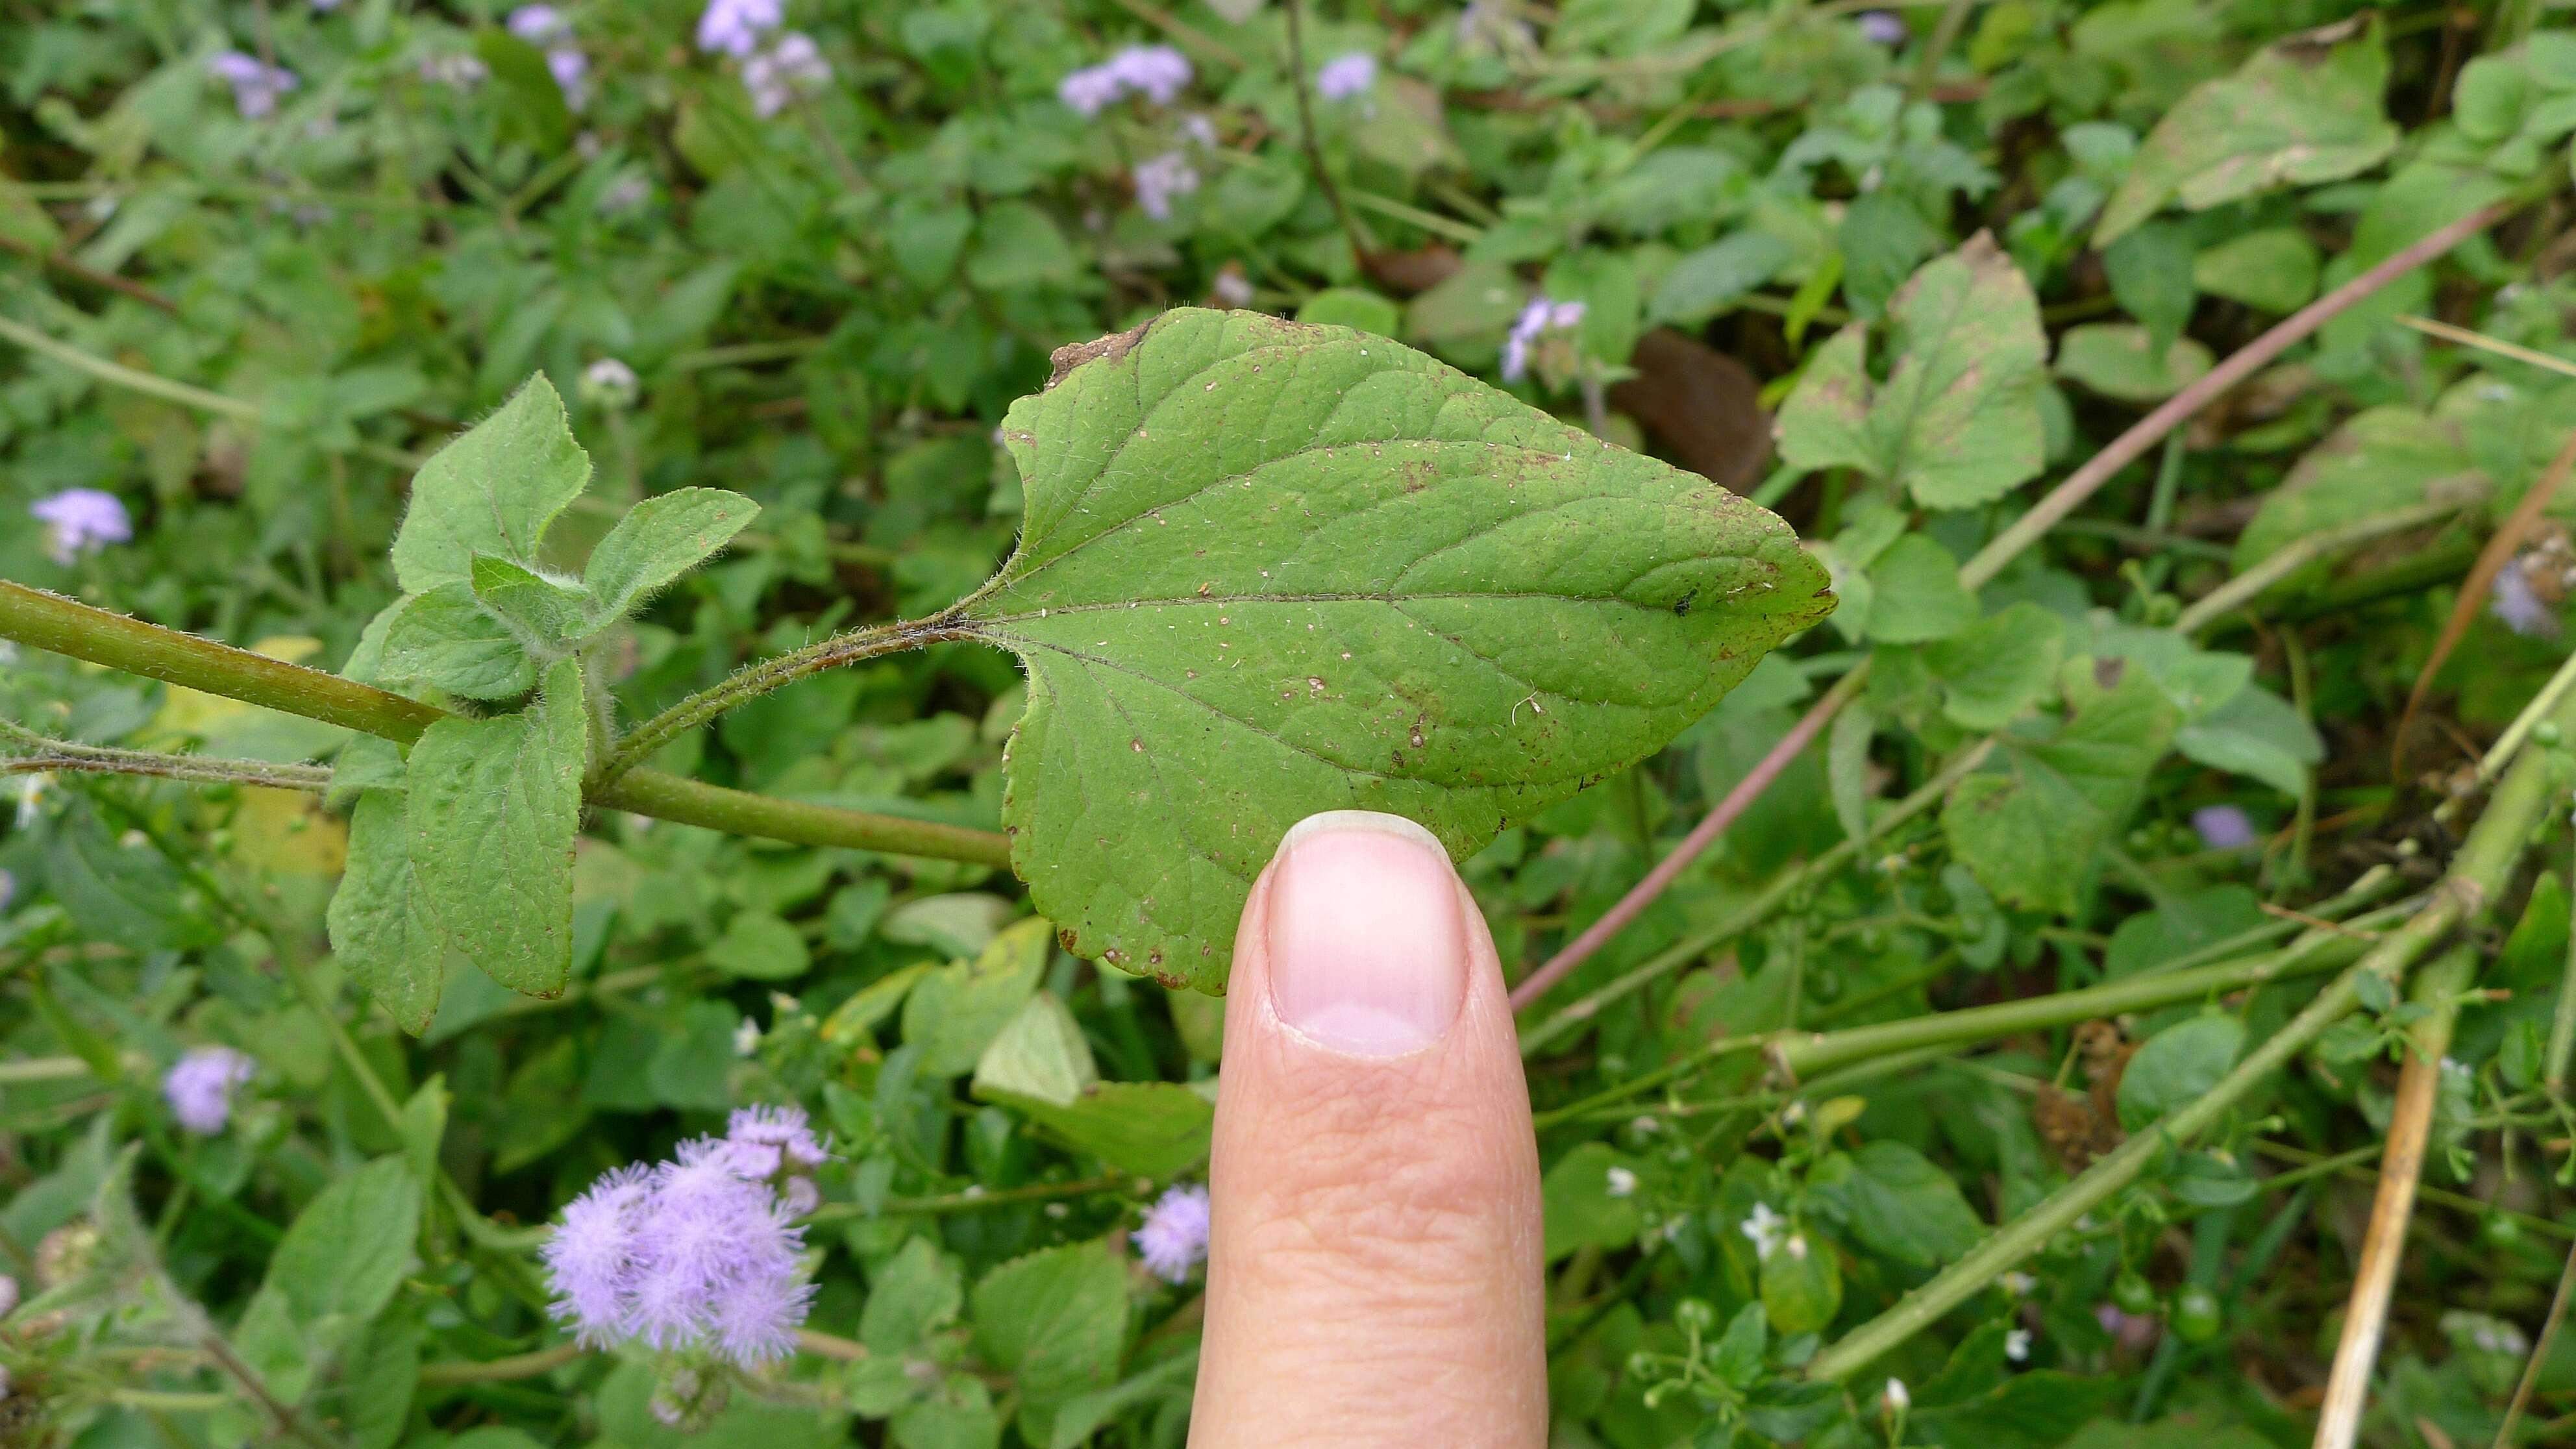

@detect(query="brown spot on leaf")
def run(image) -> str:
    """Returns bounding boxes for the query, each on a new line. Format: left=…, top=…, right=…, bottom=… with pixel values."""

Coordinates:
left=1045, top=319, right=1153, bottom=389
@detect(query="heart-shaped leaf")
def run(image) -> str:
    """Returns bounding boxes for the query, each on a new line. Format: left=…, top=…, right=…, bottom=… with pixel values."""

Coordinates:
left=965, top=309, right=1832, bottom=991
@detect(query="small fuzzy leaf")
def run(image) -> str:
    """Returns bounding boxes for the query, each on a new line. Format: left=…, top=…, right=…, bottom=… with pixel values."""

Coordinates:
left=377, top=584, right=537, bottom=701
left=580, top=487, right=760, bottom=621
left=327, top=791, right=447, bottom=1035
left=406, top=657, right=588, bottom=997
left=390, top=375, right=591, bottom=593
left=469, top=554, right=589, bottom=645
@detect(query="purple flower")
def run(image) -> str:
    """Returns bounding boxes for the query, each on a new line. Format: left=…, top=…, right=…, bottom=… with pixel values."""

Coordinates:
left=163, top=1046, right=254, bottom=1135
left=721, top=1102, right=828, bottom=1178
left=207, top=51, right=298, bottom=119
left=1133, top=150, right=1200, bottom=220
left=1058, top=44, right=1193, bottom=116
left=547, top=46, right=591, bottom=110
left=1107, top=44, right=1192, bottom=104
left=1317, top=52, right=1378, bottom=102
left=1500, top=295, right=1586, bottom=383
left=2192, top=804, right=2257, bottom=852
left=743, top=32, right=828, bottom=117
left=2492, top=562, right=2559, bottom=639
left=542, top=1134, right=815, bottom=1367
left=696, top=0, right=782, bottom=57
left=1057, top=65, right=1125, bottom=117
left=507, top=5, right=567, bottom=42
left=1858, top=11, right=1909, bottom=45
left=1133, top=1184, right=1209, bottom=1283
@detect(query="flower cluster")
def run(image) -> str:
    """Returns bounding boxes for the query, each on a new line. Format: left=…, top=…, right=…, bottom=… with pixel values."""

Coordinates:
left=2190, top=804, right=2255, bottom=852
left=697, top=0, right=782, bottom=56
left=1132, top=1183, right=1209, bottom=1283
left=1133, top=150, right=1200, bottom=221
left=207, top=53, right=297, bottom=121
left=541, top=1106, right=824, bottom=1365
left=508, top=6, right=589, bottom=111
left=1738, top=1201, right=1786, bottom=1260
left=1501, top=295, right=1586, bottom=383
left=32, top=488, right=132, bottom=565
left=1056, top=45, right=1193, bottom=117
left=1316, top=52, right=1378, bottom=103
left=2491, top=556, right=2560, bottom=638
left=742, top=33, right=831, bottom=118
left=1857, top=11, right=1909, bottom=45
left=164, top=1046, right=254, bottom=1135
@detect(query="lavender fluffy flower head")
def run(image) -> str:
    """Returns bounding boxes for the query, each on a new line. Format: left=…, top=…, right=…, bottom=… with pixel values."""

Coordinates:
left=1500, top=295, right=1586, bottom=383
left=164, top=1046, right=255, bottom=1135
left=743, top=32, right=830, bottom=118
left=2192, top=804, right=2257, bottom=852
left=1056, top=44, right=1193, bottom=116
left=31, top=489, right=132, bottom=565
left=1857, top=10, right=1909, bottom=45
left=543, top=1111, right=823, bottom=1366
left=508, top=5, right=567, bottom=42
left=2492, top=560, right=2560, bottom=639
left=1133, top=151, right=1200, bottom=220
left=208, top=52, right=298, bottom=119
left=1317, top=52, right=1378, bottom=102
left=1133, top=1183, right=1209, bottom=1283
left=697, top=0, right=783, bottom=58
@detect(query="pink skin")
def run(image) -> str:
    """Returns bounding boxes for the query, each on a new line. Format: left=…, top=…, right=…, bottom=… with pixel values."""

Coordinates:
left=1193, top=811, right=1547, bottom=1447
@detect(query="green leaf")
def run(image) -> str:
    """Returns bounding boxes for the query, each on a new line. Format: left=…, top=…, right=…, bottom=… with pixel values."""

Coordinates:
left=707, top=910, right=811, bottom=980
left=2175, top=684, right=2321, bottom=797
left=376, top=584, right=537, bottom=700
left=2102, top=223, right=2196, bottom=354
left=2233, top=407, right=2480, bottom=571
left=328, top=791, right=448, bottom=1035
left=1648, top=230, right=1793, bottom=327
left=1775, top=236, right=2050, bottom=511
left=2055, top=323, right=2214, bottom=402
left=1827, top=703, right=1875, bottom=847
left=406, top=657, right=588, bottom=997
left=972, top=310, right=1830, bottom=989
left=1912, top=1371, right=2113, bottom=1449
left=582, top=488, right=760, bottom=621
left=1045, top=1350, right=1201, bottom=1449
left=1837, top=1141, right=1985, bottom=1267
left=469, top=555, right=589, bottom=645
left=390, top=375, right=591, bottom=593
left=904, top=916, right=1051, bottom=1076
left=1296, top=287, right=1402, bottom=337
left=231, top=1156, right=421, bottom=1404
left=1864, top=534, right=1977, bottom=643
left=2192, top=227, right=2320, bottom=312
left=2118, top=1015, right=2245, bottom=1131
left=1942, top=666, right=2180, bottom=913
left=965, top=202, right=1078, bottom=291
left=1759, top=1235, right=1841, bottom=1334
left=1925, top=602, right=2063, bottom=731
left=971, top=992, right=1100, bottom=1106
left=971, top=1239, right=1129, bottom=1444
left=999, top=1082, right=1214, bottom=1178
left=862, top=1236, right=965, bottom=1353
left=1542, top=1142, right=1645, bottom=1261
left=2094, top=14, right=2399, bottom=244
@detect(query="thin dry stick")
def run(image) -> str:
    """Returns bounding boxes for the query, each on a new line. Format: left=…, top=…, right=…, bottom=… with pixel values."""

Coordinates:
left=2312, top=942, right=2481, bottom=1449
left=2492, top=1238, right=2576, bottom=1448
left=1507, top=198, right=2518, bottom=1013
left=2392, top=428, right=2576, bottom=784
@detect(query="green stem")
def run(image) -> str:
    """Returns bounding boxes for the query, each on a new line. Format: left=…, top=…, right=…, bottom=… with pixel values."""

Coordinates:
left=0, top=1054, right=93, bottom=1084
left=0, top=582, right=1013, bottom=868
left=2, top=719, right=334, bottom=793
left=1804, top=676, right=2576, bottom=1383
left=806, top=1172, right=1135, bottom=1222
left=417, top=1342, right=586, bottom=1387
left=2553, top=846, right=2576, bottom=1094
left=593, top=613, right=973, bottom=789
left=2173, top=497, right=2475, bottom=636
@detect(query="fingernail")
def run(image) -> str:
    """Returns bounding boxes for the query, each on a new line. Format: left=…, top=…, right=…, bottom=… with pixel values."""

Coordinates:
left=1263, top=811, right=1467, bottom=1058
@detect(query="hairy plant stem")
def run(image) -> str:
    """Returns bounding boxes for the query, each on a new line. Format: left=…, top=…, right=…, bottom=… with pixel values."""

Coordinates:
left=1804, top=675, right=2576, bottom=1383
left=592, top=613, right=974, bottom=788
left=0, top=582, right=1013, bottom=867
left=1511, top=197, right=2521, bottom=1009
left=1, top=718, right=334, bottom=791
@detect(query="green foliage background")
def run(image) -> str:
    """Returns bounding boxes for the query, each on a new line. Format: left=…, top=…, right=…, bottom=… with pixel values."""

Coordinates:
left=6, top=2, right=2576, bottom=1447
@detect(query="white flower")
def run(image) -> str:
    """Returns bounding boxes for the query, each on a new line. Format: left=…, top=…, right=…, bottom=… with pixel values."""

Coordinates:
left=1884, top=1378, right=1910, bottom=1411
left=2001, top=1271, right=2037, bottom=1297
left=733, top=1016, right=762, bottom=1056
left=1210, top=267, right=1254, bottom=308
left=2005, top=1328, right=2032, bottom=1362
left=1739, top=1202, right=1787, bottom=1261
left=1604, top=1166, right=1637, bottom=1198
left=1785, top=1233, right=1809, bottom=1259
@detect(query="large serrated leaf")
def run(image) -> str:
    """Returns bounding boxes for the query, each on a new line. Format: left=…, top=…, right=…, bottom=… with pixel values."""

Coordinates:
left=1774, top=236, right=2049, bottom=512
left=967, top=308, right=1832, bottom=989
left=2094, top=14, right=2399, bottom=244
left=389, top=376, right=591, bottom=593
left=404, top=657, right=588, bottom=997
